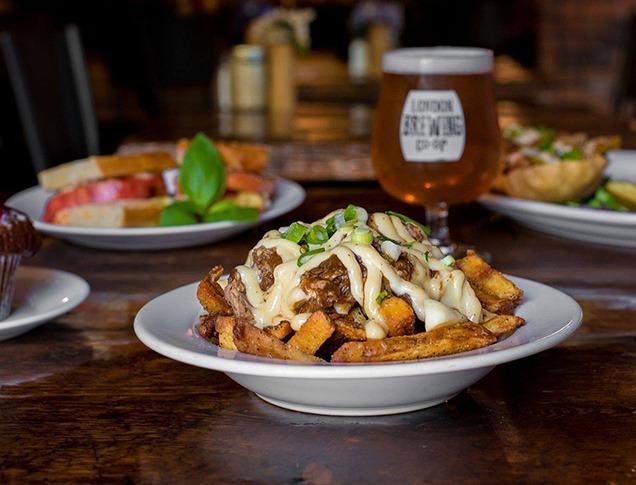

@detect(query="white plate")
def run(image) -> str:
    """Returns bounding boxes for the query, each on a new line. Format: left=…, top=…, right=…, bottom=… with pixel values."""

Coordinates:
left=134, top=276, right=582, bottom=416
left=479, top=150, right=636, bottom=247
left=0, top=267, right=90, bottom=341
left=6, top=179, right=305, bottom=250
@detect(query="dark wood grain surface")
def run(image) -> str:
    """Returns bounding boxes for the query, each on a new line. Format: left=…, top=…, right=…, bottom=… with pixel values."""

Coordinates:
left=1, top=184, right=635, bottom=483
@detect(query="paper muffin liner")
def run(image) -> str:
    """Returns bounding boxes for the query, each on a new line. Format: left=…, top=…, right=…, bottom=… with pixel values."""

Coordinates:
left=0, top=254, right=21, bottom=321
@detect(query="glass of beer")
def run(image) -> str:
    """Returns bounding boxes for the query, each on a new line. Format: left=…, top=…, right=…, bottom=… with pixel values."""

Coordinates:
left=372, top=47, right=500, bottom=255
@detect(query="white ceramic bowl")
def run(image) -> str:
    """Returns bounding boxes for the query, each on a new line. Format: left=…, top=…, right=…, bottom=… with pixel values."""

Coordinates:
left=7, top=179, right=305, bottom=251
left=479, top=150, right=636, bottom=248
left=134, top=276, right=582, bottom=416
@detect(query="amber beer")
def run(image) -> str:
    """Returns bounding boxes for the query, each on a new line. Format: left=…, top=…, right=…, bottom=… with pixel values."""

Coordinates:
left=372, top=48, right=500, bottom=206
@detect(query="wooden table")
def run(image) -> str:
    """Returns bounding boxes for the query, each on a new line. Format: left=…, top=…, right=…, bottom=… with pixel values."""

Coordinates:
left=121, top=100, right=636, bottom=182
left=2, top=182, right=635, bottom=482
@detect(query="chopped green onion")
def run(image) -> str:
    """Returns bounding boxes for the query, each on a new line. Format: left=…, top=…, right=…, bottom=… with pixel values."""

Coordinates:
left=306, top=225, right=329, bottom=244
left=375, top=290, right=389, bottom=305
left=424, top=251, right=430, bottom=262
left=285, top=222, right=308, bottom=243
left=343, top=204, right=358, bottom=221
left=376, top=235, right=413, bottom=248
left=351, top=227, right=373, bottom=244
left=385, top=211, right=432, bottom=236
left=559, top=148, right=582, bottom=160
left=297, top=247, right=325, bottom=266
left=441, top=255, right=455, bottom=267
left=325, top=216, right=336, bottom=235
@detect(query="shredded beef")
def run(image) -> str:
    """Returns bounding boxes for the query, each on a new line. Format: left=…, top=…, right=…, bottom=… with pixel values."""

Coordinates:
left=298, top=255, right=356, bottom=313
left=224, top=269, right=255, bottom=323
left=252, top=246, right=282, bottom=291
left=392, top=253, right=413, bottom=280
left=405, top=222, right=425, bottom=242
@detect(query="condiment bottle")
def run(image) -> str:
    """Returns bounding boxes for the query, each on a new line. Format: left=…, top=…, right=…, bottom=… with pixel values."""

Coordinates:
left=230, top=44, right=266, bottom=111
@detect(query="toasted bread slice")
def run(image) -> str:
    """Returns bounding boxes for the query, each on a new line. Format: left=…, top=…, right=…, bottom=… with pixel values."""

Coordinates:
left=51, top=197, right=169, bottom=228
left=39, top=153, right=176, bottom=191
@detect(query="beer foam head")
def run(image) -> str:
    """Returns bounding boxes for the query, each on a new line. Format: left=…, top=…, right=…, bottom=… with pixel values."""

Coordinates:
left=383, top=47, right=493, bottom=74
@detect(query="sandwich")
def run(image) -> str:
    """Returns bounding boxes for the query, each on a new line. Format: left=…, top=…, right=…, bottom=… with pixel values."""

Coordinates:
left=39, top=139, right=274, bottom=228
left=39, top=152, right=176, bottom=228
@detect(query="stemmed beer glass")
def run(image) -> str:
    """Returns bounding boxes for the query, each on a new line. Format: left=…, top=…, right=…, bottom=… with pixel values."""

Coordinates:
left=372, top=47, right=500, bottom=255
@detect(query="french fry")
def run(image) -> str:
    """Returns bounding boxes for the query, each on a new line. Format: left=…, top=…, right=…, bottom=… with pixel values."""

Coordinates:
left=482, top=314, right=525, bottom=339
left=331, top=322, right=496, bottom=363
left=197, top=314, right=218, bottom=343
left=379, top=296, right=416, bottom=336
left=456, top=251, right=523, bottom=314
left=288, top=311, right=335, bottom=355
left=215, top=316, right=238, bottom=351
left=333, top=318, right=366, bottom=341
left=197, top=265, right=233, bottom=315
left=233, top=318, right=323, bottom=362
left=264, top=320, right=293, bottom=340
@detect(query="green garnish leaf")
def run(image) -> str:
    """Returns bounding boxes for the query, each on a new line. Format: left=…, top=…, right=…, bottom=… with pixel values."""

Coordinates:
left=424, top=251, right=430, bottom=262
left=285, top=222, right=309, bottom=243
left=179, top=132, right=226, bottom=212
left=203, top=201, right=258, bottom=223
left=537, top=126, right=556, bottom=150
left=385, top=211, right=432, bottom=236
left=559, top=148, right=583, bottom=160
left=297, top=247, right=325, bottom=266
left=375, top=290, right=389, bottom=305
left=159, top=201, right=199, bottom=226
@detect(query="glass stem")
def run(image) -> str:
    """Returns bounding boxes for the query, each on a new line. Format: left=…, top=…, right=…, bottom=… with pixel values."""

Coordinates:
left=425, top=202, right=452, bottom=251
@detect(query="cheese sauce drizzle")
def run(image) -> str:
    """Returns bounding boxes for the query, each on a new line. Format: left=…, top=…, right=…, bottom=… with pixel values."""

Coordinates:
left=235, top=209, right=482, bottom=339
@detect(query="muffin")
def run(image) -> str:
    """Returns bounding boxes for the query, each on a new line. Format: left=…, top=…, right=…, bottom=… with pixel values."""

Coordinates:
left=0, top=206, right=41, bottom=320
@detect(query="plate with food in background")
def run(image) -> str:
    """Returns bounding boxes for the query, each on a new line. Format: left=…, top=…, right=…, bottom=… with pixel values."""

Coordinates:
left=479, top=125, right=636, bottom=247
left=134, top=205, right=582, bottom=416
left=7, top=133, right=305, bottom=250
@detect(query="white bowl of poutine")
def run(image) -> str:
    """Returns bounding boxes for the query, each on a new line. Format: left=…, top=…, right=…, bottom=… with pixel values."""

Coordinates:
left=135, top=206, right=582, bottom=415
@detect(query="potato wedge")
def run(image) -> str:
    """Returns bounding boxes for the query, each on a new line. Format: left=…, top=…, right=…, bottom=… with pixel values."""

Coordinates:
left=288, top=311, right=335, bottom=355
left=197, top=265, right=233, bottom=315
left=333, top=317, right=366, bottom=341
left=264, top=320, right=293, bottom=340
left=379, top=296, right=416, bottom=336
left=456, top=251, right=523, bottom=314
left=197, top=314, right=218, bottom=344
left=482, top=314, right=525, bottom=339
left=331, top=322, right=496, bottom=363
left=233, top=318, right=323, bottom=362
left=215, top=316, right=238, bottom=351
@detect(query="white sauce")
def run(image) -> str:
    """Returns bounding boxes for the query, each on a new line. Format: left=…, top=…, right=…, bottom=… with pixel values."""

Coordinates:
left=234, top=210, right=482, bottom=339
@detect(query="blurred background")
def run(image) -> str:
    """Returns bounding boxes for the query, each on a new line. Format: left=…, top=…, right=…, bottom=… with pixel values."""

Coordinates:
left=2, top=0, right=635, bottom=192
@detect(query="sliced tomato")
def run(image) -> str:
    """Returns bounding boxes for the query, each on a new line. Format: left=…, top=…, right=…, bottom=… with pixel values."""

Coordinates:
left=225, top=171, right=274, bottom=195
left=43, top=175, right=166, bottom=222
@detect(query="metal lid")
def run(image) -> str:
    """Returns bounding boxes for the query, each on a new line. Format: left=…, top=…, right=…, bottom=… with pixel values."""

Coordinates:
left=232, top=44, right=265, bottom=62
left=383, top=47, right=493, bottom=74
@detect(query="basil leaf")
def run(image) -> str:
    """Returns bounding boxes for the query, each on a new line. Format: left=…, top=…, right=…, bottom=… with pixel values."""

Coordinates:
left=159, top=201, right=199, bottom=226
left=179, top=132, right=225, bottom=211
left=203, top=201, right=259, bottom=223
